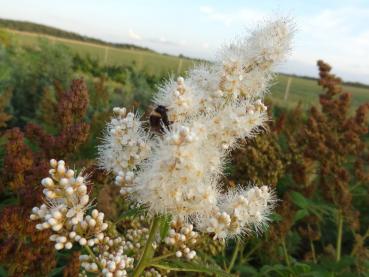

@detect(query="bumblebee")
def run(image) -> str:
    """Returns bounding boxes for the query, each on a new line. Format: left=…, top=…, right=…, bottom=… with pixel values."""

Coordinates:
left=149, top=105, right=171, bottom=133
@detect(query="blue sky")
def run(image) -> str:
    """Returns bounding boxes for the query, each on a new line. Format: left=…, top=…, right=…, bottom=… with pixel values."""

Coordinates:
left=1, top=0, right=369, bottom=83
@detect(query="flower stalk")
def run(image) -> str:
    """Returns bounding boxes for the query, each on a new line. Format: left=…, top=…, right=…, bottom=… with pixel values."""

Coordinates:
left=336, top=210, right=343, bottom=262
left=227, top=239, right=241, bottom=273
left=133, top=215, right=161, bottom=277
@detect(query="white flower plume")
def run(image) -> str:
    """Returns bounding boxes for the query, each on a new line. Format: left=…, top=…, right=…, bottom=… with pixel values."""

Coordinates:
left=99, top=17, right=293, bottom=239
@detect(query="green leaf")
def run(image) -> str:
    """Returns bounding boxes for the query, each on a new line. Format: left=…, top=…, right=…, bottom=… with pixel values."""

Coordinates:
left=0, top=266, right=7, bottom=277
left=159, top=214, right=172, bottom=240
left=270, top=212, right=283, bottom=222
left=0, top=196, right=18, bottom=211
left=115, top=206, right=146, bottom=224
left=150, top=260, right=234, bottom=276
left=49, top=266, right=64, bottom=276
left=293, top=209, right=309, bottom=222
left=234, top=265, right=258, bottom=275
left=196, top=250, right=226, bottom=271
left=290, top=191, right=309, bottom=209
left=260, top=264, right=290, bottom=274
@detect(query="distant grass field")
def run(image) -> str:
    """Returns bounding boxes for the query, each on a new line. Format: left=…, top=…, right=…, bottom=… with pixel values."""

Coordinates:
left=6, top=29, right=369, bottom=110
left=271, top=74, right=369, bottom=111
left=8, top=29, right=195, bottom=76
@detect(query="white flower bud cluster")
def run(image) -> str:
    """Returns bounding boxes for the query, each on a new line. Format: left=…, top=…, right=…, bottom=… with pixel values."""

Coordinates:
left=98, top=107, right=151, bottom=194
left=80, top=236, right=134, bottom=276
left=30, top=160, right=108, bottom=250
left=143, top=268, right=162, bottom=277
left=164, top=219, right=198, bottom=260
left=197, top=186, right=275, bottom=239
left=122, top=225, right=149, bottom=253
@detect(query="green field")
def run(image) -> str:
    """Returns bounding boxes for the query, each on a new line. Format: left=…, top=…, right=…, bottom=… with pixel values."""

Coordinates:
left=9, top=30, right=195, bottom=76
left=270, top=74, right=369, bottom=110
left=7, top=29, right=369, bottom=110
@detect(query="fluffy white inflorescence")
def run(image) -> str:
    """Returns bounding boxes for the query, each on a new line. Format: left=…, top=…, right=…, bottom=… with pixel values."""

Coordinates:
left=154, top=18, right=293, bottom=118
left=98, top=18, right=293, bottom=239
left=98, top=107, right=151, bottom=194
left=133, top=123, right=221, bottom=218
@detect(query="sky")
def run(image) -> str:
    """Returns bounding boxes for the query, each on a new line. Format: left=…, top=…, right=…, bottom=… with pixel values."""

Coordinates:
left=0, top=0, right=369, bottom=83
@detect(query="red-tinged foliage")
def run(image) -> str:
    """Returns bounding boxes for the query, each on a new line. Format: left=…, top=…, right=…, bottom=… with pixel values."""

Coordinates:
left=0, top=79, right=91, bottom=276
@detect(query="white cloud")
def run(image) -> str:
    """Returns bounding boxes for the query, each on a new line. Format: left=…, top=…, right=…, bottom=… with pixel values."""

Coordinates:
left=199, top=5, right=213, bottom=14
left=128, top=28, right=141, bottom=40
left=199, top=5, right=266, bottom=27
left=292, top=7, right=369, bottom=82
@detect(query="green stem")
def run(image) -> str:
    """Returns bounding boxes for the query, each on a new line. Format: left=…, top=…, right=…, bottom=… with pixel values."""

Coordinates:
left=227, top=239, right=241, bottom=273
left=336, top=211, right=343, bottom=262
left=84, top=245, right=103, bottom=270
left=281, top=239, right=291, bottom=267
left=241, top=242, right=260, bottom=264
left=133, top=215, right=161, bottom=277
left=308, top=225, right=317, bottom=263
left=310, top=239, right=317, bottom=263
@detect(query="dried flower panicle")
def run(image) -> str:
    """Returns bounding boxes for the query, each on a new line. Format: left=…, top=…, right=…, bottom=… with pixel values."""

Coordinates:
left=0, top=89, right=12, bottom=128
left=25, top=79, right=90, bottom=158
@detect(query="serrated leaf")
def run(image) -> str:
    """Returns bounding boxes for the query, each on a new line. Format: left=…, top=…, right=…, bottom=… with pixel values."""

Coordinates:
left=294, top=209, right=309, bottom=222
left=234, top=265, right=258, bottom=275
left=260, top=264, right=290, bottom=274
left=159, top=214, right=172, bottom=240
left=196, top=250, right=224, bottom=271
left=150, top=260, right=234, bottom=276
left=270, top=212, right=283, bottom=222
left=290, top=191, right=309, bottom=209
left=49, top=266, right=64, bottom=276
left=0, top=197, right=18, bottom=211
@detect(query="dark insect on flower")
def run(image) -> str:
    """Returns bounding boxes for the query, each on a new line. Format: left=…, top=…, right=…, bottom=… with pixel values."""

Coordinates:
left=149, top=105, right=171, bottom=133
